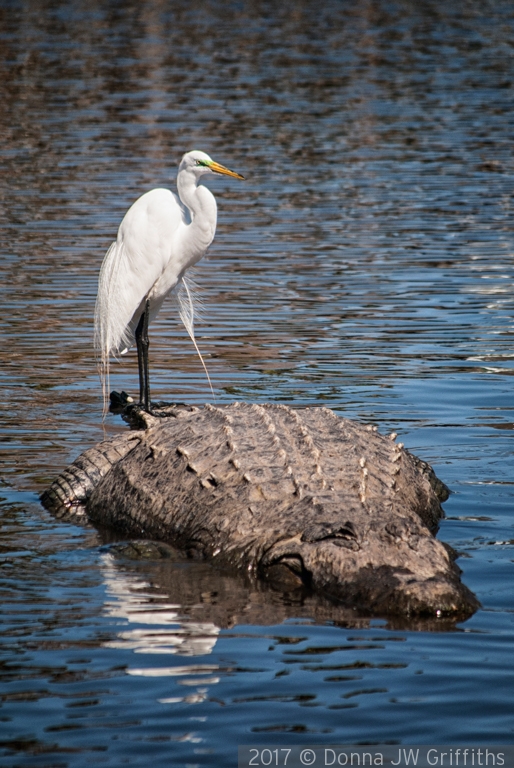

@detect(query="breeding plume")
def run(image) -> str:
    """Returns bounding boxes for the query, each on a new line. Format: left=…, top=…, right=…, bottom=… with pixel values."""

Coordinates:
left=94, top=150, right=244, bottom=413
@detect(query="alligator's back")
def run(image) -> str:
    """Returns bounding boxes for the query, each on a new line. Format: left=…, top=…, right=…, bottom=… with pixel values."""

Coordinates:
left=42, top=402, right=478, bottom=619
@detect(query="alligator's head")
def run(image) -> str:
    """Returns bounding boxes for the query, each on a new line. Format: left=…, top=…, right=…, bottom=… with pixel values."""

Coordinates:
left=255, top=499, right=479, bottom=619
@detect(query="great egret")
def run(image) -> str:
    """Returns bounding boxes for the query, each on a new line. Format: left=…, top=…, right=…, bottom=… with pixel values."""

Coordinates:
left=94, top=150, right=245, bottom=414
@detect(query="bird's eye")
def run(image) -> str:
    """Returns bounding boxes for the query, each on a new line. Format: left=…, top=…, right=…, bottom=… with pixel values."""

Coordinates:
left=195, top=159, right=208, bottom=167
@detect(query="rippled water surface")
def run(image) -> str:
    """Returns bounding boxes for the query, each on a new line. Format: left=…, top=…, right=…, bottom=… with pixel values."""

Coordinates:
left=1, top=1, right=514, bottom=765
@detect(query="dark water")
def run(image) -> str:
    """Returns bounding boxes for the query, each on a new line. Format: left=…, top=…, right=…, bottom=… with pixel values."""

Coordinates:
left=1, top=0, right=514, bottom=764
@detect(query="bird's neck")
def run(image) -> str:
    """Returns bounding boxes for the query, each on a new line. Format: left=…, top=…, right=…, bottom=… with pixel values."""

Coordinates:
left=178, top=174, right=217, bottom=259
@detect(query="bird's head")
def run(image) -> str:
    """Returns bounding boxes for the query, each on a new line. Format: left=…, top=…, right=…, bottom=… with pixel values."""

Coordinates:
left=180, top=150, right=245, bottom=181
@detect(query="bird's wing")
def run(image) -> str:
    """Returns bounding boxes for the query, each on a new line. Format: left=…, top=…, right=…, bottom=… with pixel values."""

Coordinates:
left=94, top=188, right=184, bottom=412
left=95, top=188, right=184, bottom=359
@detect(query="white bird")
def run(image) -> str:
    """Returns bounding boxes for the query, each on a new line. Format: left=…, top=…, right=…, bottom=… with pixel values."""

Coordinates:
left=94, top=150, right=245, bottom=414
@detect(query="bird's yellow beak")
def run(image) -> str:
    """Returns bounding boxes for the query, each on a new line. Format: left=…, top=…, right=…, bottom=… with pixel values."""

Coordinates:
left=209, top=161, right=245, bottom=180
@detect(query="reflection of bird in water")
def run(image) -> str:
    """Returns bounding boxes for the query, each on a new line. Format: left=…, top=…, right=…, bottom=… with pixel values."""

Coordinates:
left=94, top=150, right=245, bottom=414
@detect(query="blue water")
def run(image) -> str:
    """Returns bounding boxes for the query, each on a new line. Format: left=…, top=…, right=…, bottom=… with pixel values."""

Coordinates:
left=1, top=1, right=513, bottom=765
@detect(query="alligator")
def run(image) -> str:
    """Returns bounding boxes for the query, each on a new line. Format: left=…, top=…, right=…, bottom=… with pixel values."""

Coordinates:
left=41, top=400, right=479, bottom=619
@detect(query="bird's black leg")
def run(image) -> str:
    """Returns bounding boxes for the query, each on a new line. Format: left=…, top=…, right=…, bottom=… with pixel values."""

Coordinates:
left=135, top=313, right=145, bottom=406
left=142, top=299, right=151, bottom=412
left=135, top=299, right=152, bottom=413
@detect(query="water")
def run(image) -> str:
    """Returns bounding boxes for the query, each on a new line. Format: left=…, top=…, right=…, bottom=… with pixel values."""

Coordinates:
left=1, top=0, right=514, bottom=764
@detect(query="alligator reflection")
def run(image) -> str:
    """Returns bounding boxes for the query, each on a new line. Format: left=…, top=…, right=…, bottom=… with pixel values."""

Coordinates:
left=99, top=538, right=464, bottom=680
left=101, top=551, right=220, bottom=658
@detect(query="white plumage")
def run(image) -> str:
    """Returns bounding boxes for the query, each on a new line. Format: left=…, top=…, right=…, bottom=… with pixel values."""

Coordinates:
left=94, top=150, right=244, bottom=413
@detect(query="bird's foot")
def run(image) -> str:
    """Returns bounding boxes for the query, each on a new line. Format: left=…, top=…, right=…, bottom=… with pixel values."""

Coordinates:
left=109, top=391, right=197, bottom=427
left=141, top=401, right=193, bottom=418
left=109, top=390, right=161, bottom=418
left=110, top=390, right=171, bottom=415
left=109, top=390, right=134, bottom=414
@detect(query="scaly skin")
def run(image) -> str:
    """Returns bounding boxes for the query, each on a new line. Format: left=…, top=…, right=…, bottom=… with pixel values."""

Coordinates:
left=41, top=401, right=479, bottom=618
